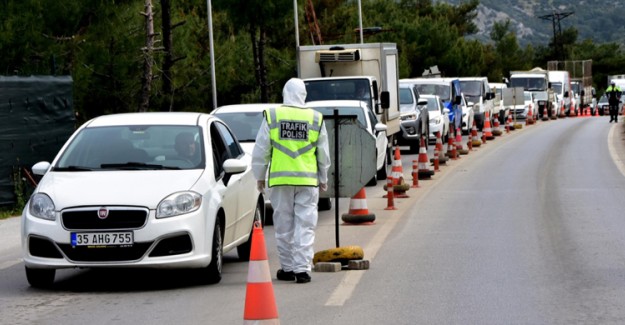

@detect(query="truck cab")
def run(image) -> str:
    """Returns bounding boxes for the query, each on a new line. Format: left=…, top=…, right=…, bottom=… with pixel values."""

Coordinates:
left=458, top=77, right=496, bottom=130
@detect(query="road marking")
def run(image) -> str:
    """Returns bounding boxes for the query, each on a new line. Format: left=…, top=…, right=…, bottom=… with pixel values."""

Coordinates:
left=0, top=258, right=22, bottom=270
left=608, top=124, right=625, bottom=178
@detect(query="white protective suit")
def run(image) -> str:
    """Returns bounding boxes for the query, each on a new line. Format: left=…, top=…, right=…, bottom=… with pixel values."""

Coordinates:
left=252, top=78, right=331, bottom=274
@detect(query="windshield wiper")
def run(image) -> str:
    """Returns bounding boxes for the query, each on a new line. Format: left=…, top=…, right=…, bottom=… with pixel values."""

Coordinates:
left=100, top=162, right=180, bottom=170
left=53, top=165, right=94, bottom=172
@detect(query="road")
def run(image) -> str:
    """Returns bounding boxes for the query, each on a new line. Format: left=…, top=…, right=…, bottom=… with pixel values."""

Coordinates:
left=2, top=116, right=625, bottom=324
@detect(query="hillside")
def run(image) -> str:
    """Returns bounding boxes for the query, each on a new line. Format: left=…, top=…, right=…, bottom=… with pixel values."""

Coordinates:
left=440, top=0, right=625, bottom=47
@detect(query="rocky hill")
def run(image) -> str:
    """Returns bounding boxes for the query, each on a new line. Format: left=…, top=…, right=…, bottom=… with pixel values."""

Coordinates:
left=440, top=0, right=625, bottom=47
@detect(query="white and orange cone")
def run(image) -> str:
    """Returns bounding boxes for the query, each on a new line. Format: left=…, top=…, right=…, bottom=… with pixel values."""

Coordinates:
left=341, top=188, right=375, bottom=224
left=244, top=222, right=280, bottom=325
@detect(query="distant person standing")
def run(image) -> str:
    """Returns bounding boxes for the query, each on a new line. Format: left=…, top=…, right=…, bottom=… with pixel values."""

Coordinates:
left=252, top=78, right=331, bottom=283
left=606, top=81, right=622, bottom=123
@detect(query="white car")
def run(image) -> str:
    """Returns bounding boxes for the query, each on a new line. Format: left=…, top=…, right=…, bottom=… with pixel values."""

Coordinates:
left=306, top=100, right=388, bottom=186
left=21, top=112, right=264, bottom=287
left=211, top=103, right=333, bottom=211
left=422, top=94, right=450, bottom=143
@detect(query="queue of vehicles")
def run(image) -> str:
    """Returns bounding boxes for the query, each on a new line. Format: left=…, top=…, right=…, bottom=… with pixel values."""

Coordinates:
left=19, top=39, right=607, bottom=289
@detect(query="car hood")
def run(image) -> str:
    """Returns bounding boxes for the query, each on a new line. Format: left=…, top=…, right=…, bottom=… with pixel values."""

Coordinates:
left=35, top=170, right=206, bottom=209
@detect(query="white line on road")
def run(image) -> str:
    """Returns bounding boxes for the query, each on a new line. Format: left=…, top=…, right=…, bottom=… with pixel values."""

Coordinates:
left=608, top=124, right=625, bottom=178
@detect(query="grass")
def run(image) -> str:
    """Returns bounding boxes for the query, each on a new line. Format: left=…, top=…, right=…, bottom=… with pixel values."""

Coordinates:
left=0, top=206, right=22, bottom=220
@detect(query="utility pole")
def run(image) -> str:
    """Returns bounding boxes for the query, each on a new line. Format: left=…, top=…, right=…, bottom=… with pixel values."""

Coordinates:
left=539, top=10, right=573, bottom=61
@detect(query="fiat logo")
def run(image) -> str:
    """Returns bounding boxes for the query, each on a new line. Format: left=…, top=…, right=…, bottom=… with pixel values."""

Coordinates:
left=97, top=207, right=109, bottom=220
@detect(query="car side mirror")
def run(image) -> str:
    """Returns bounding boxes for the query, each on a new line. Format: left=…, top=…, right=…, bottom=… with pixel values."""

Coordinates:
left=379, top=91, right=390, bottom=113
left=454, top=95, right=462, bottom=105
left=222, top=158, right=247, bottom=186
left=417, top=99, right=428, bottom=106
left=564, top=91, right=569, bottom=98
left=581, top=90, right=585, bottom=96
left=443, top=108, right=450, bottom=114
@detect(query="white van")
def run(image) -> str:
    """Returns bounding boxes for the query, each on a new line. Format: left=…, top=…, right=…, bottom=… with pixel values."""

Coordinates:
left=458, top=77, right=496, bottom=130
left=548, top=70, right=572, bottom=116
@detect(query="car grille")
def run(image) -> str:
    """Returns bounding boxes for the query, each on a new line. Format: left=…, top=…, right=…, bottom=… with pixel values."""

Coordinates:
left=57, top=242, right=153, bottom=262
left=62, top=207, right=148, bottom=230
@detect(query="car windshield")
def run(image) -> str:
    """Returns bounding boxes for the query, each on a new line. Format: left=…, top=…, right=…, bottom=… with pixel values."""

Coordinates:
left=311, top=106, right=367, bottom=128
left=459, top=81, right=482, bottom=96
left=510, top=77, right=547, bottom=91
left=524, top=92, right=532, bottom=101
left=423, top=97, right=440, bottom=112
left=551, top=82, right=563, bottom=94
left=414, top=84, right=450, bottom=101
left=399, top=87, right=414, bottom=105
left=213, top=111, right=264, bottom=142
left=54, top=125, right=204, bottom=171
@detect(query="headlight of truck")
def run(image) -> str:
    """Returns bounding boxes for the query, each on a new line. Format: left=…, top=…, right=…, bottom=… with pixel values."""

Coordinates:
left=157, top=191, right=202, bottom=218
left=29, top=193, right=56, bottom=221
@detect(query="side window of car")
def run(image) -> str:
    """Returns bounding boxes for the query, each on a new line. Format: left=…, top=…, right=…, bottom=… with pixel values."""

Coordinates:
left=210, top=124, right=227, bottom=179
left=215, top=122, right=243, bottom=159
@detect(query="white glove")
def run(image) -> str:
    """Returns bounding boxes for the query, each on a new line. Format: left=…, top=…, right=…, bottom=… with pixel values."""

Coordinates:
left=319, top=183, right=328, bottom=192
left=257, top=180, right=265, bottom=193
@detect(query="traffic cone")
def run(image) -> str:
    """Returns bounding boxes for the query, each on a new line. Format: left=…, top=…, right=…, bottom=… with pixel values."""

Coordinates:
left=456, top=127, right=468, bottom=155
left=342, top=187, right=376, bottom=224
left=432, top=143, right=440, bottom=171
left=243, top=222, right=280, bottom=324
left=383, top=146, right=409, bottom=198
left=483, top=111, right=494, bottom=140
left=430, top=130, right=448, bottom=165
left=492, top=113, right=502, bottom=136
left=384, top=176, right=396, bottom=210
left=471, top=119, right=481, bottom=148
left=595, top=106, right=599, bottom=117
left=541, top=107, right=549, bottom=121
left=411, top=160, right=419, bottom=188
left=418, top=135, right=434, bottom=179
left=526, top=105, right=534, bottom=125
left=446, top=130, right=458, bottom=160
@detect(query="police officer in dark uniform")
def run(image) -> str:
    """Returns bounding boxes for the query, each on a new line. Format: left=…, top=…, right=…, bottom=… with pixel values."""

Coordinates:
left=606, top=81, right=622, bottom=123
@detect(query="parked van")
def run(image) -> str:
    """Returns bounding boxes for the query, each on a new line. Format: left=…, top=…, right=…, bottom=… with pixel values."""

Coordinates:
left=458, top=77, right=496, bottom=130
left=548, top=70, right=572, bottom=116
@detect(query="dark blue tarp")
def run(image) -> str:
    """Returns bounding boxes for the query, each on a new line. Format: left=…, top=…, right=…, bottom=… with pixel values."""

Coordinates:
left=0, top=76, right=76, bottom=205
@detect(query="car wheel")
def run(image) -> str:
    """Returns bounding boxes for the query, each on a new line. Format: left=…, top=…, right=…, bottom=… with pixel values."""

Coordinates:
left=204, top=217, right=223, bottom=284
left=25, top=266, right=55, bottom=288
left=237, top=202, right=263, bottom=261
left=318, top=197, right=332, bottom=211
left=376, top=153, right=388, bottom=180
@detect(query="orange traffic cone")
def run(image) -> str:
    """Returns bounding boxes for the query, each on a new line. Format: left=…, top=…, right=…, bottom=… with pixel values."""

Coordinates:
left=595, top=106, right=599, bottom=117
left=384, top=146, right=409, bottom=198
left=243, top=222, right=279, bottom=324
left=411, top=160, right=419, bottom=188
left=447, top=130, right=457, bottom=160
left=483, top=111, right=494, bottom=140
left=431, top=130, right=448, bottom=165
left=342, top=187, right=375, bottom=224
left=471, top=119, right=481, bottom=148
left=418, top=135, right=434, bottom=179
left=384, top=176, right=396, bottom=210
left=526, top=104, right=534, bottom=125
left=541, top=107, right=549, bottom=121
left=492, top=113, right=502, bottom=136
left=455, top=127, right=468, bottom=155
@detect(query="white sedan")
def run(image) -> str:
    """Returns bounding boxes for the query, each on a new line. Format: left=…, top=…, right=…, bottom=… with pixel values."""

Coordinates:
left=21, top=112, right=264, bottom=287
left=422, top=94, right=450, bottom=142
left=306, top=100, right=388, bottom=186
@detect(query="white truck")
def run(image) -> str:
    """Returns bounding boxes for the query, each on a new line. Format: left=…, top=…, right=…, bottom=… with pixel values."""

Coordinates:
left=549, top=60, right=593, bottom=114
left=297, top=43, right=401, bottom=157
left=509, top=67, right=555, bottom=119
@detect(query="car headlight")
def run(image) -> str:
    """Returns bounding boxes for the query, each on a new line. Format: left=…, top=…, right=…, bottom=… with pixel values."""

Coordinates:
left=401, top=113, right=417, bottom=121
left=430, top=116, right=441, bottom=124
left=29, top=193, right=56, bottom=221
left=157, top=191, right=202, bottom=218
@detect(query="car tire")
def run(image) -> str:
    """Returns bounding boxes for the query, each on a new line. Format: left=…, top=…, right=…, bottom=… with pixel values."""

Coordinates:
left=204, top=217, right=223, bottom=284
left=376, top=153, right=388, bottom=180
left=237, top=202, right=263, bottom=261
left=25, top=266, right=55, bottom=288
left=318, top=197, right=332, bottom=211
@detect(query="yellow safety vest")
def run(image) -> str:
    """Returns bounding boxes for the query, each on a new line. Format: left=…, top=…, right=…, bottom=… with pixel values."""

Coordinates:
left=266, top=106, right=323, bottom=187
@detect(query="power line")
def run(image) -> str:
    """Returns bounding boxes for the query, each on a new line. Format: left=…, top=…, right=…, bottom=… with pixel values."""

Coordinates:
left=538, top=11, right=574, bottom=61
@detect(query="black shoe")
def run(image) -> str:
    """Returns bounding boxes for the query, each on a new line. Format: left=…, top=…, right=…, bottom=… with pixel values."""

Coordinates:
left=276, top=269, right=295, bottom=281
left=295, top=272, right=311, bottom=283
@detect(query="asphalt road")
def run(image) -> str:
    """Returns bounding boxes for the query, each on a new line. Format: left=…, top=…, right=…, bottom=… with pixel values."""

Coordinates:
left=2, top=116, right=625, bottom=324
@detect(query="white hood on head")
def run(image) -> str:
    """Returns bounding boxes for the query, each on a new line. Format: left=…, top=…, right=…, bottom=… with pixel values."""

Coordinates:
left=282, top=78, right=307, bottom=108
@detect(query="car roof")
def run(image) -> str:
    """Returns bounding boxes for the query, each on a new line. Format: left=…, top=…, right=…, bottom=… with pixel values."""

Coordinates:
left=212, top=103, right=278, bottom=114
left=84, top=112, right=213, bottom=128
left=400, top=78, right=449, bottom=86
left=305, top=100, right=369, bottom=109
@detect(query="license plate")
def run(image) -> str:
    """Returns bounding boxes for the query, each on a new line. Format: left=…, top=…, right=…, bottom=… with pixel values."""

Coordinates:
left=71, top=232, right=134, bottom=248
